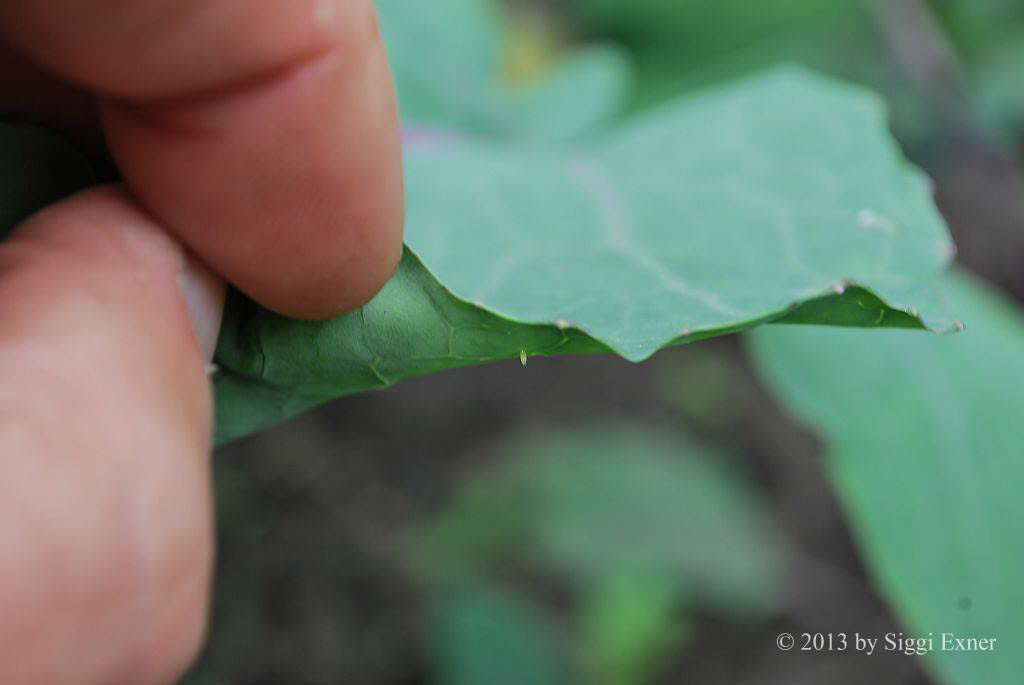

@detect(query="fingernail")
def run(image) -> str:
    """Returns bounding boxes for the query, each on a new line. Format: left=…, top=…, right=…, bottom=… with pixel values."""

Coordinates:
left=178, top=254, right=226, bottom=362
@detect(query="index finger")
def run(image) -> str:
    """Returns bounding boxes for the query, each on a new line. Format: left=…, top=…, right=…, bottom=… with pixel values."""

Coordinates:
left=1, top=0, right=404, bottom=318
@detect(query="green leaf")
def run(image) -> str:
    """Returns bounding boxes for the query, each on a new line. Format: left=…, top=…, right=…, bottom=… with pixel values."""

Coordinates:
left=215, top=68, right=956, bottom=441
left=411, top=426, right=782, bottom=684
left=933, top=0, right=1024, bottom=64
left=213, top=249, right=611, bottom=442
left=569, top=0, right=874, bottom=107
left=408, top=426, right=786, bottom=614
left=572, top=0, right=867, bottom=48
left=406, top=68, right=956, bottom=359
left=749, top=271, right=1024, bottom=685
left=497, top=44, right=631, bottom=142
left=432, top=585, right=567, bottom=685
left=376, top=0, right=629, bottom=141
left=376, top=0, right=502, bottom=129
left=580, top=574, right=688, bottom=685
left=972, top=36, right=1024, bottom=139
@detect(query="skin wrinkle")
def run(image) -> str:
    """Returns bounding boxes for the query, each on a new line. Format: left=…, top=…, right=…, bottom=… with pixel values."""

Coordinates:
left=106, top=46, right=341, bottom=138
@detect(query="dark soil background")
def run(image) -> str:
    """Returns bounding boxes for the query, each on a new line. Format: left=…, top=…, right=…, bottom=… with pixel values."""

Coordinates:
left=186, top=1, right=1024, bottom=683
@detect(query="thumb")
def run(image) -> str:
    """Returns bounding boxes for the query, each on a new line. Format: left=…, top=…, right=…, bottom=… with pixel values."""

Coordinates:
left=0, top=186, right=222, bottom=684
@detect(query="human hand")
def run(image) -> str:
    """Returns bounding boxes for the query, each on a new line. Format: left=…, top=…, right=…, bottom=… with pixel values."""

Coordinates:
left=0, top=1, right=403, bottom=682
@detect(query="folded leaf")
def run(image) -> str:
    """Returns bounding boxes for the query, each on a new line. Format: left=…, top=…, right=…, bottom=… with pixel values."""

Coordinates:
left=214, top=250, right=608, bottom=442
left=215, top=68, right=956, bottom=441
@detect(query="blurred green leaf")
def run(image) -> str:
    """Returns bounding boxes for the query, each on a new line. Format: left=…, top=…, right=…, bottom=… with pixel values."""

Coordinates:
left=971, top=36, right=1024, bottom=139
left=931, top=0, right=1024, bottom=62
left=567, top=0, right=972, bottom=151
left=580, top=574, right=689, bottom=685
left=414, top=426, right=784, bottom=685
left=573, top=0, right=867, bottom=49
left=749, top=271, right=1024, bottom=684
left=499, top=44, right=631, bottom=142
left=376, top=0, right=629, bottom=141
left=525, top=429, right=784, bottom=612
left=376, top=0, right=502, bottom=129
left=411, top=426, right=786, bottom=613
left=433, top=585, right=567, bottom=685
left=570, top=0, right=875, bottom=105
